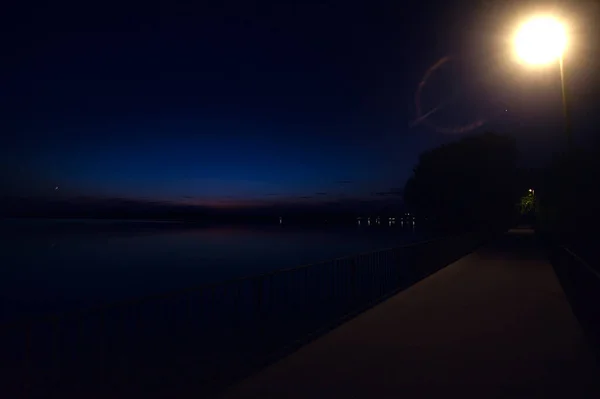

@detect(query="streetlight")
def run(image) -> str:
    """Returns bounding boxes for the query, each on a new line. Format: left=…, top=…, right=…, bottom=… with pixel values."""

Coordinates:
left=514, top=16, right=572, bottom=148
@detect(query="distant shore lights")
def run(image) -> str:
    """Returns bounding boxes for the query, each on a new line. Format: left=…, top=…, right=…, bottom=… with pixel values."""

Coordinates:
left=353, top=216, right=412, bottom=226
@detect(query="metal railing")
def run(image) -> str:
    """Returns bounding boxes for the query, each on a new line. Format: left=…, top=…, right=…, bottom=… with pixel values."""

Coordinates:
left=1, top=233, right=483, bottom=398
left=550, top=245, right=600, bottom=358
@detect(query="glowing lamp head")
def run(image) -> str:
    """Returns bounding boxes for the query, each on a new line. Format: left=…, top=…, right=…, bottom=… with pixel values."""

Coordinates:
left=515, top=16, right=566, bottom=65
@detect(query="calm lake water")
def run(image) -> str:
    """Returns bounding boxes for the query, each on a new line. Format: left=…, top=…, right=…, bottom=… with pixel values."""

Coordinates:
left=0, top=219, right=426, bottom=322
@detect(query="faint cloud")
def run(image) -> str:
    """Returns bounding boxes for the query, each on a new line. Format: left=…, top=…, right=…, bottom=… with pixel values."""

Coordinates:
left=373, top=188, right=404, bottom=197
left=315, top=192, right=328, bottom=196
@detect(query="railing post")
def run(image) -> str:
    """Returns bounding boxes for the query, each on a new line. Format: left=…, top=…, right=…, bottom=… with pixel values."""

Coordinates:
left=255, top=278, right=263, bottom=313
left=187, top=291, right=194, bottom=327
left=269, top=273, right=275, bottom=317
left=395, top=248, right=402, bottom=288
left=283, top=272, right=289, bottom=309
left=254, top=278, right=264, bottom=351
left=100, top=312, right=109, bottom=390
left=350, top=258, right=357, bottom=303
left=330, top=261, right=336, bottom=301
left=385, top=251, right=390, bottom=293
left=52, top=319, right=61, bottom=392
left=234, top=284, right=242, bottom=325
left=304, top=267, right=309, bottom=311
left=377, top=252, right=385, bottom=299
left=119, top=307, right=127, bottom=387
left=371, top=254, right=376, bottom=300
left=23, top=325, right=32, bottom=399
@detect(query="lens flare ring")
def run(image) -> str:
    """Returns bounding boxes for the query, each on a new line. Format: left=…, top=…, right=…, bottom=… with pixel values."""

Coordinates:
left=414, top=56, right=486, bottom=134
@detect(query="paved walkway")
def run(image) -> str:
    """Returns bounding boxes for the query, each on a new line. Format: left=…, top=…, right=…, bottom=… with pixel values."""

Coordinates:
left=220, top=229, right=600, bottom=398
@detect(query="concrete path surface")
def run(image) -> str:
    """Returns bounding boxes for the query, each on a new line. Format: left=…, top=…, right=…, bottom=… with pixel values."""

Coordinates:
left=220, top=229, right=600, bottom=398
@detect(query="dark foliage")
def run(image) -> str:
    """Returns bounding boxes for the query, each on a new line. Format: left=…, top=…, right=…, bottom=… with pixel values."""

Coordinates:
left=404, top=132, right=522, bottom=231
left=537, top=145, right=600, bottom=242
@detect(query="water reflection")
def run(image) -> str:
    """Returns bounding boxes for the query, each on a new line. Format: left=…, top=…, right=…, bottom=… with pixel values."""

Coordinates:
left=0, top=220, right=426, bottom=321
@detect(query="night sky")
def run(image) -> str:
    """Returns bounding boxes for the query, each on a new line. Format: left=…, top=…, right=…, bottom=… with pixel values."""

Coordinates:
left=3, top=0, right=600, bottom=214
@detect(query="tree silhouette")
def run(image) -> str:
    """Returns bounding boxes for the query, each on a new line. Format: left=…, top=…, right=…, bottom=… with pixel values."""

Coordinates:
left=404, top=132, right=521, bottom=231
left=537, top=145, right=600, bottom=239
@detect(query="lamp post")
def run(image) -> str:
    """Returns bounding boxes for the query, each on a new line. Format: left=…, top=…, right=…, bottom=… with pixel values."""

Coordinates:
left=514, top=16, right=572, bottom=149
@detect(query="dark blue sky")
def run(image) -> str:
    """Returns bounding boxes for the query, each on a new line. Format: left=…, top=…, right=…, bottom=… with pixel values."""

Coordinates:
left=3, top=0, right=600, bottom=213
